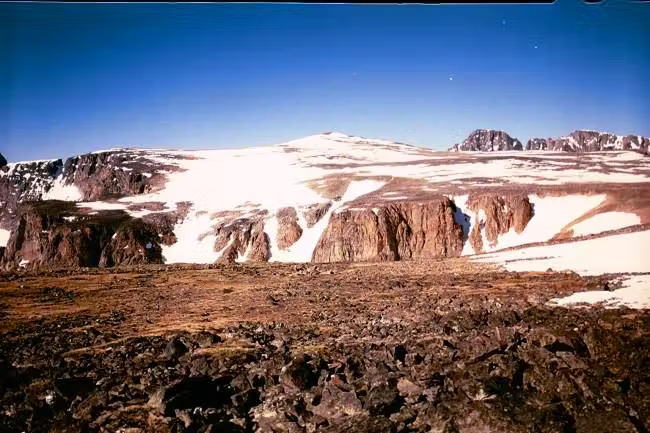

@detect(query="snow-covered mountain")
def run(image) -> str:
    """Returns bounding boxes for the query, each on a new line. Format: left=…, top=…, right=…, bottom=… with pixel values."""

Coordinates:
left=1, top=131, right=649, bottom=277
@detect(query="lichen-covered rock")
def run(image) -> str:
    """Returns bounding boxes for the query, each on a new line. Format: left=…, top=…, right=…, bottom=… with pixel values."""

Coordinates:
left=312, top=198, right=464, bottom=263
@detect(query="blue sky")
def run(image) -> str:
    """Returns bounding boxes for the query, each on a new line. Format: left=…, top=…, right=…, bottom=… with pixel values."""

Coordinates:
left=1, top=1, right=649, bottom=161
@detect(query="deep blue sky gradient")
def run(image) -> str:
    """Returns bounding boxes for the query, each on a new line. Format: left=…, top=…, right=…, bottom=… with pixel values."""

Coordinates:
left=1, top=1, right=649, bottom=161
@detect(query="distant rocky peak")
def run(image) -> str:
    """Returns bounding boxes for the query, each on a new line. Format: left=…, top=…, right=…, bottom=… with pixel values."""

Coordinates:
left=526, top=130, right=650, bottom=152
left=0, top=153, right=6, bottom=168
left=450, top=129, right=523, bottom=152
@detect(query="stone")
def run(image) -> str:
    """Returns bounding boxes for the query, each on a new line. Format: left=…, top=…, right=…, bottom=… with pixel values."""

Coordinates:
left=312, top=198, right=464, bottom=263
left=449, top=129, right=523, bottom=152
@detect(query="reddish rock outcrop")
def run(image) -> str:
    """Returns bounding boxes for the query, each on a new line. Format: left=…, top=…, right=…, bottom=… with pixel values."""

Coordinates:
left=248, top=230, right=271, bottom=262
left=140, top=201, right=192, bottom=246
left=0, top=149, right=185, bottom=231
left=311, top=198, right=463, bottom=263
left=61, top=152, right=161, bottom=200
left=98, top=220, right=165, bottom=267
left=276, top=207, right=302, bottom=250
left=303, top=202, right=332, bottom=228
left=0, top=201, right=166, bottom=270
left=466, top=194, right=533, bottom=253
left=215, top=216, right=270, bottom=263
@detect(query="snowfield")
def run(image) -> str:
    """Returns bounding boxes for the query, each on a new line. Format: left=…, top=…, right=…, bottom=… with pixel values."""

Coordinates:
left=568, top=211, right=641, bottom=237
left=472, top=229, right=650, bottom=276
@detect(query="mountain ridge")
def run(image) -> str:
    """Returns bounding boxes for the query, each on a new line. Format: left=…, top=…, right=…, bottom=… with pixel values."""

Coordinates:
left=1, top=131, right=649, bottom=270
left=449, top=129, right=650, bottom=153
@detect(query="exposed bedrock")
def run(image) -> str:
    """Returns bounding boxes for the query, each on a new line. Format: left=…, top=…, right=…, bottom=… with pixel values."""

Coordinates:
left=215, top=216, right=271, bottom=264
left=61, top=152, right=163, bottom=200
left=466, top=194, right=534, bottom=253
left=303, top=202, right=332, bottom=228
left=526, top=130, right=650, bottom=152
left=311, top=198, right=464, bottom=263
left=0, top=159, right=63, bottom=228
left=449, top=129, right=523, bottom=152
left=276, top=207, right=303, bottom=250
left=0, top=150, right=174, bottom=229
left=0, top=201, right=169, bottom=270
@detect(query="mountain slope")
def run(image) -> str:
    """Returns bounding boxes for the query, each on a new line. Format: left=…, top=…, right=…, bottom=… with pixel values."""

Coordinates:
left=1, top=132, right=649, bottom=274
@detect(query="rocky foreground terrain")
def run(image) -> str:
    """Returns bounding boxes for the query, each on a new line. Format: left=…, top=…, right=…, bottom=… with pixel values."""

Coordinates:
left=0, top=261, right=648, bottom=433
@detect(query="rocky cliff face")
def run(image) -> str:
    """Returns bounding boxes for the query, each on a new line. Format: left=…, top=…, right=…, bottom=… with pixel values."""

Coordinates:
left=0, top=160, right=64, bottom=227
left=214, top=215, right=271, bottom=264
left=312, top=198, right=464, bottom=263
left=276, top=207, right=303, bottom=250
left=449, top=129, right=523, bottom=152
left=60, top=152, right=163, bottom=200
left=466, top=194, right=534, bottom=253
left=0, top=153, right=6, bottom=167
left=0, top=201, right=168, bottom=270
left=302, top=202, right=332, bottom=228
left=526, top=130, right=650, bottom=152
left=0, top=149, right=181, bottom=230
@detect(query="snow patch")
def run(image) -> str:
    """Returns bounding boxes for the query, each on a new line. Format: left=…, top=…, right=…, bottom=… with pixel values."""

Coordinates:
left=549, top=274, right=650, bottom=309
left=161, top=211, right=221, bottom=264
left=473, top=229, right=650, bottom=276
left=0, top=228, right=10, bottom=247
left=42, top=179, right=83, bottom=201
left=569, top=212, right=641, bottom=237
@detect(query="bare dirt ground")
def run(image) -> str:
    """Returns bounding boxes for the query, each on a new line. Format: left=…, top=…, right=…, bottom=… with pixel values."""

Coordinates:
left=0, top=260, right=648, bottom=433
